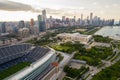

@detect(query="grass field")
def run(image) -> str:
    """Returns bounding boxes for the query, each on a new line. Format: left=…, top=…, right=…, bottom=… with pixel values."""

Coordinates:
left=0, top=62, right=31, bottom=80
left=52, top=45, right=71, bottom=51
left=52, top=44, right=75, bottom=54
left=74, top=46, right=113, bottom=66
left=83, top=28, right=100, bottom=35
left=92, top=60, right=120, bottom=80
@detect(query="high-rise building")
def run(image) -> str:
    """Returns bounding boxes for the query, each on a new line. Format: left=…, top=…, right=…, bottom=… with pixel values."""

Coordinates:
left=38, top=10, right=47, bottom=32
left=86, top=16, right=89, bottom=26
left=29, top=18, right=35, bottom=35
left=92, top=16, right=100, bottom=26
left=19, top=20, right=25, bottom=28
left=90, top=13, right=93, bottom=25
left=119, top=20, right=120, bottom=26
left=42, top=9, right=47, bottom=22
left=49, top=16, right=53, bottom=28
left=18, top=28, right=30, bottom=38
left=41, top=9, right=47, bottom=32
left=74, top=16, right=76, bottom=22
left=0, top=22, right=3, bottom=35
left=62, top=16, right=66, bottom=22
left=30, top=18, right=34, bottom=27
left=0, top=22, right=6, bottom=33
left=81, top=14, right=83, bottom=20
left=80, top=14, right=83, bottom=26
left=111, top=19, right=114, bottom=26
left=38, top=15, right=43, bottom=32
left=50, top=16, right=52, bottom=21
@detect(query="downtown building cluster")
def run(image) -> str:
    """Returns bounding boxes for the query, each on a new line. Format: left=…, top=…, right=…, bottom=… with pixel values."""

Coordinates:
left=0, top=10, right=117, bottom=40
left=47, top=13, right=115, bottom=28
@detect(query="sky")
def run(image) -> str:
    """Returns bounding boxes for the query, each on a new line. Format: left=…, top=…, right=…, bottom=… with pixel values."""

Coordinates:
left=0, top=0, right=120, bottom=21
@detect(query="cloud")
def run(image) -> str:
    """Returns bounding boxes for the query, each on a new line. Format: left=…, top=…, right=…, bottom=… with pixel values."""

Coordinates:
left=0, top=0, right=89, bottom=18
left=0, top=1, right=34, bottom=11
left=0, top=0, right=65, bottom=15
left=105, top=5, right=110, bottom=8
left=93, top=2, right=98, bottom=5
left=112, top=4, right=119, bottom=7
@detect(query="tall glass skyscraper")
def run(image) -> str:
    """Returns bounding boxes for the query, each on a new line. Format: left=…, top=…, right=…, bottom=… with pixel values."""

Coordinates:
left=38, top=15, right=43, bottom=32
left=19, top=20, right=25, bottom=28
left=42, top=9, right=47, bottom=32
left=42, top=10, right=47, bottom=22
left=38, top=9, right=47, bottom=32
left=90, top=13, right=93, bottom=25
left=119, top=20, right=120, bottom=26
left=0, top=22, right=6, bottom=34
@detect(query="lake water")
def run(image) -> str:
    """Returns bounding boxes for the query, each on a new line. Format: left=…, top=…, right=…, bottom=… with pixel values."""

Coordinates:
left=94, top=26, right=120, bottom=40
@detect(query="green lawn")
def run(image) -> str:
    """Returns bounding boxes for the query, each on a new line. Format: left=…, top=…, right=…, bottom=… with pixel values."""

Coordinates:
left=92, top=60, right=120, bottom=80
left=74, top=54, right=101, bottom=66
left=74, top=46, right=113, bottom=66
left=110, top=52, right=120, bottom=62
left=52, top=45, right=75, bottom=54
left=52, top=45, right=70, bottom=51
left=0, top=62, right=31, bottom=80
left=52, top=42, right=113, bottom=66
left=111, top=41, right=120, bottom=50
left=93, top=35, right=112, bottom=43
left=51, top=42, right=85, bottom=54
left=83, top=28, right=100, bottom=35
left=64, top=66, right=89, bottom=79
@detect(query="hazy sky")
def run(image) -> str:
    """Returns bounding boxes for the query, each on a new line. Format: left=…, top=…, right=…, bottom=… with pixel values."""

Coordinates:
left=0, top=0, right=120, bottom=21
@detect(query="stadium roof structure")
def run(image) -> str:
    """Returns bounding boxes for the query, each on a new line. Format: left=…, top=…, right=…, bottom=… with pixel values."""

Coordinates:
left=5, top=50, right=54, bottom=80
left=0, top=43, right=56, bottom=80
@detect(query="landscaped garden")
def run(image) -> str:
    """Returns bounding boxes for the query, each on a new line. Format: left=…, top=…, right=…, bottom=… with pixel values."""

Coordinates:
left=92, top=60, right=120, bottom=80
left=64, top=65, right=89, bottom=79
left=74, top=46, right=113, bottom=66
left=52, top=42, right=113, bottom=66
left=93, top=35, right=112, bottom=43
left=51, top=42, right=85, bottom=54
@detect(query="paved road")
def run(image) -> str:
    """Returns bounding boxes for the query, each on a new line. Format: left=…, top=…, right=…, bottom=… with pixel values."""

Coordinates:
left=56, top=51, right=75, bottom=80
left=57, top=51, right=71, bottom=67
left=16, top=35, right=37, bottom=44
left=15, top=32, right=46, bottom=44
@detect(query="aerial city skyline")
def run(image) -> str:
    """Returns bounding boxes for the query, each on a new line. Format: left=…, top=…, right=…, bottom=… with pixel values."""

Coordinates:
left=0, top=0, right=120, bottom=21
left=0, top=9, right=116, bottom=36
left=0, top=0, right=120, bottom=80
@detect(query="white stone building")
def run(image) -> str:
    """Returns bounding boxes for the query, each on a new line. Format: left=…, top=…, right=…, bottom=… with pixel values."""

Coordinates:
left=57, top=33, right=93, bottom=45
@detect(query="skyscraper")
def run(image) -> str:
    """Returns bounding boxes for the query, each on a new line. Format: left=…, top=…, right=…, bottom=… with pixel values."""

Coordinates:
left=81, top=14, right=83, bottom=20
left=111, top=19, right=114, bottom=26
left=19, top=20, right=25, bottom=28
left=38, top=15, right=43, bottom=32
left=41, top=9, right=47, bottom=32
left=30, top=18, right=35, bottom=35
left=92, top=16, right=100, bottom=26
left=80, top=14, right=83, bottom=26
left=0, top=22, right=6, bottom=33
left=38, top=9, right=47, bottom=32
left=50, top=16, right=52, bottom=21
left=42, top=10, right=47, bottom=22
left=86, top=16, right=89, bottom=26
left=30, top=18, right=34, bottom=27
left=119, top=20, right=120, bottom=26
left=74, top=16, right=76, bottom=22
left=90, top=13, right=93, bottom=25
left=62, top=16, right=66, bottom=22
